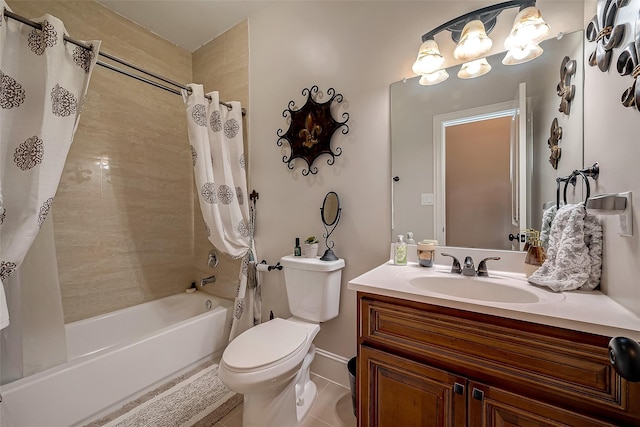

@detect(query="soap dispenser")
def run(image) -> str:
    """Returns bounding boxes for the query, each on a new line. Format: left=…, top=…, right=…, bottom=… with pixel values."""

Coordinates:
left=394, top=235, right=407, bottom=265
left=405, top=232, right=416, bottom=244
left=524, top=230, right=546, bottom=277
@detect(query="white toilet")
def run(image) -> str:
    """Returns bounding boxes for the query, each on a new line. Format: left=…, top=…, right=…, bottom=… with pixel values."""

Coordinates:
left=219, top=255, right=345, bottom=427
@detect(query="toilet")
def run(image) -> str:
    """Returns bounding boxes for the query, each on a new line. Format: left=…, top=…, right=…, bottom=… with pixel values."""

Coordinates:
left=219, top=255, right=345, bottom=427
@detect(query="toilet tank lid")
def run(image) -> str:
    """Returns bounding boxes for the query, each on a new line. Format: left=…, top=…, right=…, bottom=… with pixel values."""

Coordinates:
left=280, top=255, right=345, bottom=271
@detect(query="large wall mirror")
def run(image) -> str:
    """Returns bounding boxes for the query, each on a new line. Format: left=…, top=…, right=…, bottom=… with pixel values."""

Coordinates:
left=391, top=30, right=584, bottom=251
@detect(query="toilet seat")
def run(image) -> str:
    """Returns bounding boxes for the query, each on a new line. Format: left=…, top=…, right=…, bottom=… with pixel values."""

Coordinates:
left=222, top=318, right=309, bottom=372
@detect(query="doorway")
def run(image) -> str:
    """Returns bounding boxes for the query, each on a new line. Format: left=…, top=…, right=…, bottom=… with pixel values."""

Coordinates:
left=434, top=97, right=527, bottom=251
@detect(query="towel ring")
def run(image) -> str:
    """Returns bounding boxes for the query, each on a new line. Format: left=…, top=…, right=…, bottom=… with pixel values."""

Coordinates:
left=556, top=175, right=576, bottom=209
left=563, top=170, right=591, bottom=205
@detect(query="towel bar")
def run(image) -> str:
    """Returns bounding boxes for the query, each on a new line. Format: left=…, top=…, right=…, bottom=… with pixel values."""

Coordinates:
left=586, top=192, right=633, bottom=237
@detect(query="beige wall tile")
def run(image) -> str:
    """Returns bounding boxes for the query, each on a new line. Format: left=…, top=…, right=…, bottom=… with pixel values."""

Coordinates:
left=7, top=0, right=195, bottom=322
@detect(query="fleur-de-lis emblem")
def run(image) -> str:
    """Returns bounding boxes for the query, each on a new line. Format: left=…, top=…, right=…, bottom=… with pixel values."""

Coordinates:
left=548, top=118, right=562, bottom=170
left=617, top=9, right=640, bottom=111
left=299, top=113, right=322, bottom=148
left=557, top=56, right=576, bottom=115
left=586, top=0, right=627, bottom=72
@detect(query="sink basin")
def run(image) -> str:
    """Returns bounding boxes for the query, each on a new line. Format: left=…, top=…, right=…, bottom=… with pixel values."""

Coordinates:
left=409, top=273, right=559, bottom=304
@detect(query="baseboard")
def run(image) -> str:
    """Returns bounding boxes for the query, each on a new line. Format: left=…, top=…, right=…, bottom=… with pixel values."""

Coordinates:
left=310, top=347, right=352, bottom=388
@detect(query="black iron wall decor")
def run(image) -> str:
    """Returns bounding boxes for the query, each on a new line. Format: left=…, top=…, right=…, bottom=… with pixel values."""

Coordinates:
left=548, top=118, right=562, bottom=169
left=586, top=0, right=627, bottom=72
left=617, top=9, right=640, bottom=110
left=557, top=56, right=576, bottom=115
left=277, top=86, right=349, bottom=176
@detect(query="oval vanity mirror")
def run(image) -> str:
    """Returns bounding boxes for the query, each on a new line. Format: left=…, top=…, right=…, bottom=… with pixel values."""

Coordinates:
left=320, top=191, right=341, bottom=261
left=322, top=191, right=340, bottom=226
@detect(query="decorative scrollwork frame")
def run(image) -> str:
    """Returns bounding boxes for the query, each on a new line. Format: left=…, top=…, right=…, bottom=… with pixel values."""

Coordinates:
left=277, top=86, right=349, bottom=176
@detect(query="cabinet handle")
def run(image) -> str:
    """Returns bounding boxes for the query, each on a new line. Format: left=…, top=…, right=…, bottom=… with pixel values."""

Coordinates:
left=453, top=382, right=464, bottom=395
left=472, top=388, right=484, bottom=401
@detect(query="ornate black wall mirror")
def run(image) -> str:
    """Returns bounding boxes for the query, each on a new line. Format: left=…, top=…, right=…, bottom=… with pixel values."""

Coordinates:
left=320, top=191, right=341, bottom=261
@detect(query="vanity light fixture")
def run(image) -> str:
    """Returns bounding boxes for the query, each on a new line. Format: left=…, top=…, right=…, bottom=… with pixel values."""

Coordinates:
left=412, top=0, right=550, bottom=85
left=457, top=58, right=492, bottom=79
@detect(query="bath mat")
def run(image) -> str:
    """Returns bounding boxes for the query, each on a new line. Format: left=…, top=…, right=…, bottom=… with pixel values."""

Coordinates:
left=86, top=361, right=242, bottom=427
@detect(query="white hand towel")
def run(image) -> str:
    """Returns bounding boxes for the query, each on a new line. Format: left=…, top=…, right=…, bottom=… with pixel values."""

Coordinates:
left=529, top=203, right=602, bottom=292
left=540, top=205, right=558, bottom=250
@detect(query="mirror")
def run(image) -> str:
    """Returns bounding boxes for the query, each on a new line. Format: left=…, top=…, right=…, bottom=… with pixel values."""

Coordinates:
left=322, top=191, right=340, bottom=226
left=391, top=30, right=584, bottom=251
left=320, top=191, right=341, bottom=260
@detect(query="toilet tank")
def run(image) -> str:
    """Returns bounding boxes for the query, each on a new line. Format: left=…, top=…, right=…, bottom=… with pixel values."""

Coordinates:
left=280, top=255, right=345, bottom=322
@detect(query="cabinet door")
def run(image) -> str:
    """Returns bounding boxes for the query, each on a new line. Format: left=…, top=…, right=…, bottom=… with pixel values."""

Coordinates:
left=359, top=346, right=466, bottom=427
left=467, top=381, right=617, bottom=427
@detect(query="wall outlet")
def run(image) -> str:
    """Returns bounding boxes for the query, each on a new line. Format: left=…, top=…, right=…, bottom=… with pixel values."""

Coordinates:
left=421, top=193, right=434, bottom=206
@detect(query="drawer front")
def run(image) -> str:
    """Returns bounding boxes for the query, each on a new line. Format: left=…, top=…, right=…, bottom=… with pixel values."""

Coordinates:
left=359, top=294, right=638, bottom=422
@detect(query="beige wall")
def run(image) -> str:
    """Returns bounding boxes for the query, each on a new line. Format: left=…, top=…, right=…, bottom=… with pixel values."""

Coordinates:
left=247, top=0, right=589, bottom=365
left=583, top=0, right=640, bottom=313
left=7, top=1, right=194, bottom=323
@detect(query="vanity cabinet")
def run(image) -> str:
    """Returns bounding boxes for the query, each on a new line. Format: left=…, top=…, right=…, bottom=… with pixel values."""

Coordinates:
left=357, top=293, right=640, bottom=426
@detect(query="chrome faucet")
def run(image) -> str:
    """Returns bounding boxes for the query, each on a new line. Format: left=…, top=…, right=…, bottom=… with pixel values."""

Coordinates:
left=477, top=257, right=501, bottom=277
left=440, top=254, right=501, bottom=277
left=441, top=253, right=462, bottom=274
left=462, top=256, right=476, bottom=276
left=200, top=275, right=216, bottom=286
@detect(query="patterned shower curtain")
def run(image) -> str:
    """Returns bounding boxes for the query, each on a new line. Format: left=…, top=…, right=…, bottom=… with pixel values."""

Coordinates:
left=182, top=85, right=261, bottom=341
left=0, top=3, right=100, bottom=330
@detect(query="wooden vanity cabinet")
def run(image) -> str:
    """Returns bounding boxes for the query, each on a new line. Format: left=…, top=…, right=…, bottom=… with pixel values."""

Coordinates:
left=357, top=292, right=640, bottom=427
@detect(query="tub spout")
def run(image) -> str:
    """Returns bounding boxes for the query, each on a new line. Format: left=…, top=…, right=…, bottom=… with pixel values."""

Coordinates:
left=200, top=275, right=216, bottom=286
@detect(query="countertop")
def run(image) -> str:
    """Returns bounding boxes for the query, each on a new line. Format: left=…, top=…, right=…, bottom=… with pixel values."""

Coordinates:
left=348, top=261, right=640, bottom=341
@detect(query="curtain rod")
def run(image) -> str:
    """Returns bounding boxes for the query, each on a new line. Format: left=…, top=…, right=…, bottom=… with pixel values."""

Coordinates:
left=3, top=8, right=246, bottom=116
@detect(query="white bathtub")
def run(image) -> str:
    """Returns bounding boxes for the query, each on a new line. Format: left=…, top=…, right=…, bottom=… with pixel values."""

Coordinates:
left=0, top=291, right=232, bottom=427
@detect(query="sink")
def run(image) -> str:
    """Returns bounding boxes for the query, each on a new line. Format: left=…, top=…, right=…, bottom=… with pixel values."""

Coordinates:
left=408, top=273, right=563, bottom=304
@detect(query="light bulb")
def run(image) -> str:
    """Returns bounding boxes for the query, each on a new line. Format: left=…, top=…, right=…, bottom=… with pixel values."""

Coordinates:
left=457, top=58, right=491, bottom=79
left=507, top=6, right=550, bottom=46
left=418, top=69, right=449, bottom=85
left=454, top=20, right=492, bottom=61
left=412, top=39, right=445, bottom=75
left=502, top=43, right=543, bottom=65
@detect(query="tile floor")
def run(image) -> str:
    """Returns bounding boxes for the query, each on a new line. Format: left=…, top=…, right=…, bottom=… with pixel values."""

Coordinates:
left=214, top=374, right=357, bottom=427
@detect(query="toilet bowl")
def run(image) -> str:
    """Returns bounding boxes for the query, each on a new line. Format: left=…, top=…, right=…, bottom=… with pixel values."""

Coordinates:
left=219, top=255, right=345, bottom=427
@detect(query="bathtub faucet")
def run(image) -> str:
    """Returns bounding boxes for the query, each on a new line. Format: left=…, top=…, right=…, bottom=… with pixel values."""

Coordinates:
left=200, top=275, right=216, bottom=286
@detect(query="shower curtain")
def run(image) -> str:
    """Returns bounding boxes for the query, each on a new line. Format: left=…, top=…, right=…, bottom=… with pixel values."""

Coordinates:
left=182, top=85, right=261, bottom=341
left=0, top=3, right=100, bottom=329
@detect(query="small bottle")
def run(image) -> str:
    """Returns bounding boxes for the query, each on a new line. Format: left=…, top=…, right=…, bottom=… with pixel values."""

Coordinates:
left=524, top=231, right=546, bottom=277
left=406, top=232, right=416, bottom=245
left=394, top=235, right=407, bottom=265
left=294, top=237, right=302, bottom=256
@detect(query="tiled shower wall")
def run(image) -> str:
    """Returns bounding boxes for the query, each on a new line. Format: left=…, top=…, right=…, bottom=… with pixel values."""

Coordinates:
left=7, top=1, right=249, bottom=322
left=192, top=21, right=250, bottom=299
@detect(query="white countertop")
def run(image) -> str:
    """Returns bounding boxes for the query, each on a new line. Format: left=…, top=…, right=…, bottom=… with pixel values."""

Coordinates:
left=348, top=261, right=640, bottom=341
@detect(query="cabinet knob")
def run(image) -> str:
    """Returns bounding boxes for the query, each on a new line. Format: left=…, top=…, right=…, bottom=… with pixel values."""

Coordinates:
left=453, top=382, right=464, bottom=395
left=472, top=388, right=484, bottom=401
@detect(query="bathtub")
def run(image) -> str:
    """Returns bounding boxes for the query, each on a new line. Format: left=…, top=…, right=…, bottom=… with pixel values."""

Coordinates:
left=0, top=291, right=232, bottom=427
